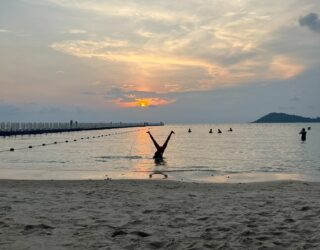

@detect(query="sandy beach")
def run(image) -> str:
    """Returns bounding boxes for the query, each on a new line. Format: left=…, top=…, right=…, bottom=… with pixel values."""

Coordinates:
left=1, top=180, right=320, bottom=249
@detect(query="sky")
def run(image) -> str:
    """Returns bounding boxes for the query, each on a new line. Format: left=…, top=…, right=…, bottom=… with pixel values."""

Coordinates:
left=0, top=0, right=319, bottom=123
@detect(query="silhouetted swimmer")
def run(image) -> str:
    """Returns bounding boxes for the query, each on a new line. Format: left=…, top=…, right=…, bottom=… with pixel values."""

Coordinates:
left=299, top=128, right=307, bottom=141
left=147, top=131, right=174, bottom=160
left=228, top=128, right=233, bottom=132
left=218, top=129, right=222, bottom=134
left=188, top=128, right=192, bottom=133
left=209, top=129, right=213, bottom=134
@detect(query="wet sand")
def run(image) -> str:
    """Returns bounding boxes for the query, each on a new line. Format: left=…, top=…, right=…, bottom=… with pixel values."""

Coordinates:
left=1, top=179, right=320, bottom=249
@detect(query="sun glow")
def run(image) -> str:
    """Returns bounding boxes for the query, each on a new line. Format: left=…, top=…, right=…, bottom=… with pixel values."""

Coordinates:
left=113, top=97, right=174, bottom=108
left=137, top=99, right=150, bottom=107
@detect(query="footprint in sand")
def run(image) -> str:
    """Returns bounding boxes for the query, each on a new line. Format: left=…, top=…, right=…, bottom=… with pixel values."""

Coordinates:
left=131, top=231, right=151, bottom=237
left=111, top=230, right=151, bottom=238
left=148, top=240, right=165, bottom=249
left=23, top=224, right=55, bottom=235
left=24, top=224, right=55, bottom=230
left=300, top=206, right=311, bottom=211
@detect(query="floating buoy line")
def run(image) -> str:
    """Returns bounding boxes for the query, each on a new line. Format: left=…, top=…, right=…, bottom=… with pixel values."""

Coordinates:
left=0, top=128, right=145, bottom=154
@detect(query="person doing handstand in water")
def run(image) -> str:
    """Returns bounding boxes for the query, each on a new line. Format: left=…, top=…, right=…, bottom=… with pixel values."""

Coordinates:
left=147, top=131, right=175, bottom=160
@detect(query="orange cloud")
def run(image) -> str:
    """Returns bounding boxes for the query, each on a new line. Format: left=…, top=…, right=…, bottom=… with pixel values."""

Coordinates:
left=269, top=56, right=304, bottom=79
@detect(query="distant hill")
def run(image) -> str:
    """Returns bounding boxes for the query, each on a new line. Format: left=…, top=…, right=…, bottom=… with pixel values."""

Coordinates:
left=253, top=112, right=320, bottom=123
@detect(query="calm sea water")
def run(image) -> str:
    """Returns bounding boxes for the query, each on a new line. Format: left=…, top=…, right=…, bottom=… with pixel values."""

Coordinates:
left=0, top=124, right=319, bottom=183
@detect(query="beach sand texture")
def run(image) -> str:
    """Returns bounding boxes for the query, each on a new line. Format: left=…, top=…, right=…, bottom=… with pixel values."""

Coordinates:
left=1, top=180, right=320, bottom=249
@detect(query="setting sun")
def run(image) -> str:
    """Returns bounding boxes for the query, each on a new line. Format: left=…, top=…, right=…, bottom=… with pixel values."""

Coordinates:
left=137, top=99, right=150, bottom=107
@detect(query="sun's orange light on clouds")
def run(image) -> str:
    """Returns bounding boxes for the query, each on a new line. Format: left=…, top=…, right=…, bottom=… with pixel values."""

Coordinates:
left=51, top=40, right=228, bottom=77
left=269, top=56, right=304, bottom=79
left=113, top=98, right=173, bottom=108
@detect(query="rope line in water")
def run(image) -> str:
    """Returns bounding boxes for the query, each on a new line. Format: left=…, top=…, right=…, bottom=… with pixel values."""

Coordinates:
left=0, top=128, right=145, bottom=154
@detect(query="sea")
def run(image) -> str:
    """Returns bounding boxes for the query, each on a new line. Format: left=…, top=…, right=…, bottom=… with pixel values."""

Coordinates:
left=0, top=124, right=319, bottom=183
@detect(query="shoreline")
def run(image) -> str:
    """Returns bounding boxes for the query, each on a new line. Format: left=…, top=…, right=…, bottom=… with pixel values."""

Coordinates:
left=0, top=178, right=319, bottom=183
left=1, top=179, right=320, bottom=249
left=0, top=168, right=318, bottom=183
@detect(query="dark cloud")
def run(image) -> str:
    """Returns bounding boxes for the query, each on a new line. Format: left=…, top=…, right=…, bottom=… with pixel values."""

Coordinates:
left=105, top=87, right=194, bottom=100
left=106, top=88, right=156, bottom=99
left=105, top=88, right=127, bottom=99
left=299, top=13, right=320, bottom=33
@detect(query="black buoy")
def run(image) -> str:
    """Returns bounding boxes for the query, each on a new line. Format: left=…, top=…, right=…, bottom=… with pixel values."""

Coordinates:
left=42, top=143, right=46, bottom=146
left=74, top=139, right=77, bottom=141
left=65, top=140, right=69, bottom=143
left=87, top=137, right=90, bottom=139
left=10, top=148, right=14, bottom=152
left=54, top=142, right=57, bottom=144
left=28, top=146, right=33, bottom=148
left=81, top=138, right=84, bottom=140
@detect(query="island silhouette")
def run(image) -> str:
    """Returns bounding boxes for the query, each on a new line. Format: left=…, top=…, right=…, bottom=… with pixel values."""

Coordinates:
left=253, top=112, right=320, bottom=123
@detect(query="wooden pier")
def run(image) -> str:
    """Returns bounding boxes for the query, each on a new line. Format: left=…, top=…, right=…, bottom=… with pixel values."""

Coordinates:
left=0, top=121, right=164, bottom=136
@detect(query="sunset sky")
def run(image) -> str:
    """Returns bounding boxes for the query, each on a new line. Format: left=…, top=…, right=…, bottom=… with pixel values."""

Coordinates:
left=1, top=0, right=319, bottom=123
